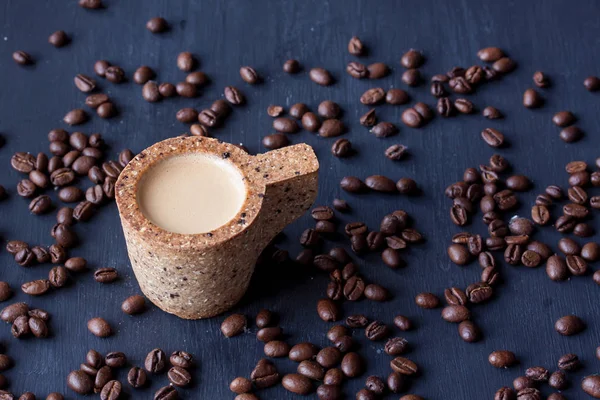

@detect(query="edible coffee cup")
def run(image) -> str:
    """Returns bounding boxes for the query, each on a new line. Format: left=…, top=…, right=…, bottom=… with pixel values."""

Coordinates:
left=116, top=136, right=319, bottom=319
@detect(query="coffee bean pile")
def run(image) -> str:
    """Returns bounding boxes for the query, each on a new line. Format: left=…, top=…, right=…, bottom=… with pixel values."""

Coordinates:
left=490, top=351, right=600, bottom=399
left=221, top=309, right=424, bottom=399
left=66, top=348, right=194, bottom=399
left=0, top=303, right=51, bottom=340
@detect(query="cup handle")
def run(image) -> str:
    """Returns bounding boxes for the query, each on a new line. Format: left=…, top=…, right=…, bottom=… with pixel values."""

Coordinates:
left=254, top=144, right=319, bottom=231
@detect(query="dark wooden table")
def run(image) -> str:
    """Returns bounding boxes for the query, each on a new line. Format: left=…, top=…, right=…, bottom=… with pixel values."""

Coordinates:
left=1, top=0, right=599, bottom=398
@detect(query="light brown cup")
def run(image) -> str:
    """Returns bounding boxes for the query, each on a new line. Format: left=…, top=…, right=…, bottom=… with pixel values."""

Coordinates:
left=115, top=136, right=319, bottom=319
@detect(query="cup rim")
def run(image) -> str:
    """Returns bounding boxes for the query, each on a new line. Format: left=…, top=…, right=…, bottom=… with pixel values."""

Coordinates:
left=116, top=136, right=265, bottom=249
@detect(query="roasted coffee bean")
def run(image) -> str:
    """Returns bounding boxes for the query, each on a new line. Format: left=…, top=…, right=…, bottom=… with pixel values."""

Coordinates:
left=167, top=366, right=191, bottom=387
left=100, top=380, right=121, bottom=400
left=327, top=325, right=349, bottom=343
left=531, top=205, right=550, bottom=225
left=221, top=87, right=244, bottom=106
left=449, top=76, right=472, bottom=94
left=48, top=266, right=68, bottom=288
left=489, top=350, right=517, bottom=368
left=272, top=117, right=299, bottom=133
left=52, top=223, right=78, bottom=248
left=323, top=368, right=344, bottom=386
left=176, top=108, right=198, bottom=123
left=288, top=343, right=319, bottom=362
left=85, top=94, right=109, bottom=111
left=402, top=69, right=421, bottom=86
left=481, top=128, right=504, bottom=147
left=92, top=267, right=117, bottom=283
left=340, top=176, right=367, bottom=193
left=401, top=108, right=423, bottom=128
left=346, top=61, right=368, bottom=79
left=87, top=317, right=112, bottom=337
left=169, top=351, right=193, bottom=370
left=174, top=52, right=195, bottom=72
left=523, top=88, right=543, bottom=108
left=401, top=49, right=424, bottom=68
left=256, top=327, right=283, bottom=343
left=13, top=50, right=34, bottom=65
left=154, top=385, right=178, bottom=400
left=101, top=352, right=126, bottom=369
left=390, top=356, right=418, bottom=376
left=577, top=222, right=599, bottom=237
left=551, top=110, right=575, bottom=128
left=93, top=60, right=111, bottom=77
left=230, top=377, right=252, bottom=394
left=447, top=244, right=470, bottom=265
left=74, top=74, right=96, bottom=93
left=445, top=287, right=468, bottom=305
left=347, top=36, right=365, bottom=56
left=558, top=353, right=581, bottom=371
left=415, top=293, right=440, bottom=309
left=367, top=62, right=390, bottom=79
left=319, top=119, right=345, bottom=138
left=11, top=152, right=37, bottom=173
left=466, top=282, right=493, bottom=303
left=142, top=81, right=161, bottom=102
left=437, top=97, right=455, bottom=116
left=67, top=370, right=94, bottom=394
left=262, top=133, right=288, bottom=149
left=384, top=144, right=407, bottom=161
left=370, top=122, right=398, bottom=138
left=21, top=279, right=50, bottom=296
left=104, top=66, right=125, bottom=83
left=11, top=315, right=30, bottom=338
left=330, top=138, right=352, bottom=158
left=15, top=248, right=36, bottom=266
left=559, top=125, right=584, bottom=142
left=280, top=59, right=301, bottom=74
left=121, top=295, right=145, bottom=315
left=582, top=242, right=600, bottom=261
left=396, top=178, right=418, bottom=195
left=341, top=352, right=363, bottom=377
left=142, top=16, right=168, bottom=34
left=563, top=203, right=589, bottom=219
left=558, top=237, right=580, bottom=255
left=264, top=340, right=290, bottom=358
left=546, top=371, right=567, bottom=391
left=49, top=244, right=66, bottom=264
left=365, top=321, right=390, bottom=341
left=142, top=348, right=167, bottom=374
left=296, top=360, right=325, bottom=381
left=521, top=250, right=541, bottom=267
left=48, top=30, right=69, bottom=47
left=430, top=81, right=446, bottom=97
left=126, top=366, right=147, bottom=388
left=221, top=314, right=246, bottom=337
left=555, top=315, right=585, bottom=336
left=455, top=98, right=474, bottom=114
left=282, top=373, right=312, bottom=395
left=96, top=102, right=117, bottom=118
left=582, top=375, right=600, bottom=398
left=506, top=175, right=531, bottom=191
left=317, top=299, right=340, bottom=322
left=360, top=88, right=385, bottom=105
left=316, top=347, right=342, bottom=368
left=566, top=255, right=587, bottom=275
left=510, top=217, right=534, bottom=236
left=365, top=175, right=396, bottom=193
left=343, top=276, right=365, bottom=301
left=251, top=360, right=280, bottom=390
left=384, top=89, right=409, bottom=106
left=477, top=47, right=504, bottom=62
left=310, top=68, right=333, bottom=86
left=299, top=228, right=320, bottom=247
left=442, top=305, right=470, bottom=323
left=346, top=314, right=369, bottom=328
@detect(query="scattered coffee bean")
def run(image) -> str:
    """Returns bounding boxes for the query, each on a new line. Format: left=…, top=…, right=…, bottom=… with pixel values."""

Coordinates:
left=221, top=314, right=246, bottom=337
left=554, top=315, right=585, bottom=336
left=87, top=317, right=112, bottom=337
left=488, top=350, right=517, bottom=368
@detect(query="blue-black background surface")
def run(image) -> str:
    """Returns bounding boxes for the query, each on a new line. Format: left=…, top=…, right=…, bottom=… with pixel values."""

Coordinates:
left=1, top=0, right=600, bottom=398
